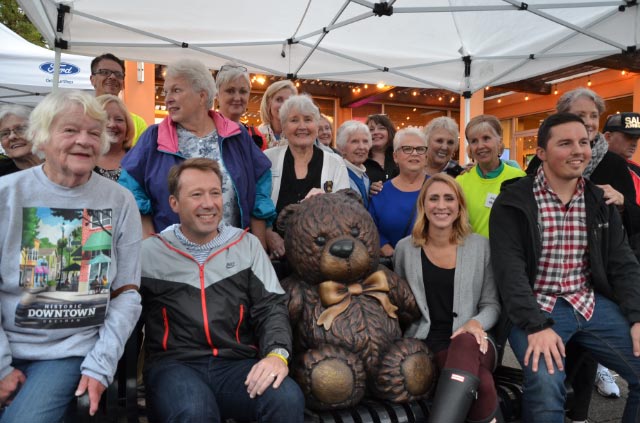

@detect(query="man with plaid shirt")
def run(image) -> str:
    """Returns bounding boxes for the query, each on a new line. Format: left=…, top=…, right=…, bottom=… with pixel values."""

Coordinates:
left=489, top=113, right=640, bottom=423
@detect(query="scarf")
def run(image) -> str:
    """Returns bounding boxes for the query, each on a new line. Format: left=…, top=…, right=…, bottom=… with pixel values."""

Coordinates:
left=583, top=133, right=608, bottom=178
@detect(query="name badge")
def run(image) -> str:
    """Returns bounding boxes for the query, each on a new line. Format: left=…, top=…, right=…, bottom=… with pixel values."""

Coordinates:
left=485, top=193, right=498, bottom=208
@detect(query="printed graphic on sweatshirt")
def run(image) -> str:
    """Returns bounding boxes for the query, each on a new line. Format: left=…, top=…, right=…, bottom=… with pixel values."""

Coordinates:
left=16, top=207, right=113, bottom=329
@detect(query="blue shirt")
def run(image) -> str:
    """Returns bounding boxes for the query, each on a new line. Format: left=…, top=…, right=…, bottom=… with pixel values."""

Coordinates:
left=368, top=180, right=420, bottom=249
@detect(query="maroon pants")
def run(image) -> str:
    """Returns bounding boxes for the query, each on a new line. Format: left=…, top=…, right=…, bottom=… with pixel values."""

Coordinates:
left=434, top=332, right=498, bottom=421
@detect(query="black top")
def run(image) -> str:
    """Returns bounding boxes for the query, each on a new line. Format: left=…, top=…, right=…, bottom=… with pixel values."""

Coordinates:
left=0, top=159, right=21, bottom=177
left=421, top=248, right=455, bottom=353
left=276, top=145, right=324, bottom=215
left=364, top=146, right=398, bottom=183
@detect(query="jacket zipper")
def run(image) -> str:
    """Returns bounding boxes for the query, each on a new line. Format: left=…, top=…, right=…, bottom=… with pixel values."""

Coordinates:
left=162, top=307, right=169, bottom=351
left=199, top=264, right=218, bottom=356
left=236, top=304, right=244, bottom=343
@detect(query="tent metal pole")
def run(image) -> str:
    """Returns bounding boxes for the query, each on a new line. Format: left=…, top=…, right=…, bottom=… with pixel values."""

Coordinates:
left=53, top=48, right=61, bottom=90
left=461, top=96, right=470, bottom=165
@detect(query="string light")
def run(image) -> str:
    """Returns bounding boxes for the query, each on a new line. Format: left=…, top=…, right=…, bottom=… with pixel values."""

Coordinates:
left=525, top=95, right=529, bottom=101
left=622, top=70, right=627, bottom=76
left=554, top=86, right=558, bottom=95
left=377, top=82, right=385, bottom=89
left=389, top=93, right=394, bottom=98
left=497, top=99, right=502, bottom=103
left=412, top=91, right=418, bottom=96
left=295, top=82, right=300, bottom=87
left=587, top=78, right=592, bottom=87
left=438, top=96, right=443, bottom=101
left=364, top=84, right=368, bottom=89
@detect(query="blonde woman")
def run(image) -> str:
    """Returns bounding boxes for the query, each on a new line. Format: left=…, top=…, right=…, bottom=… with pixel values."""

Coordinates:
left=258, top=80, right=298, bottom=148
left=95, top=95, right=135, bottom=181
left=394, top=173, right=501, bottom=423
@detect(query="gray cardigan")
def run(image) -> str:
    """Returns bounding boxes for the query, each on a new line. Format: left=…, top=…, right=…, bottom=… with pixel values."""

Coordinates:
left=393, top=233, right=500, bottom=340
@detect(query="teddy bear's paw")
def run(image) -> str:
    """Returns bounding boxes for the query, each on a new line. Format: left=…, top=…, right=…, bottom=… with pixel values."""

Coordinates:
left=373, top=338, right=435, bottom=402
left=293, top=344, right=366, bottom=410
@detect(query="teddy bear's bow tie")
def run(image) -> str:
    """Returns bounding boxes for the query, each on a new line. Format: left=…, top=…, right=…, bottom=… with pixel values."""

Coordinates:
left=317, top=270, right=399, bottom=330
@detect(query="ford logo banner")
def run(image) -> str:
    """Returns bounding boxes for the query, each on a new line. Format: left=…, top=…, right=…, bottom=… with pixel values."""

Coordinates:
left=39, top=62, right=81, bottom=75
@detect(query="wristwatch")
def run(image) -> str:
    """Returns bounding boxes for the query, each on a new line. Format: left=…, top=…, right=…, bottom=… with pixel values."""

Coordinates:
left=270, top=348, right=290, bottom=360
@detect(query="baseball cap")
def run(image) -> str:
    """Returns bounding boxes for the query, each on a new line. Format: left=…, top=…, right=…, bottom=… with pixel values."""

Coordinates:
left=603, top=112, right=640, bottom=136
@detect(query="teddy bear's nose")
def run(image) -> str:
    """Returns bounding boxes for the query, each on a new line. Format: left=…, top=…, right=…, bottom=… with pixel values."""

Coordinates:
left=329, top=239, right=354, bottom=258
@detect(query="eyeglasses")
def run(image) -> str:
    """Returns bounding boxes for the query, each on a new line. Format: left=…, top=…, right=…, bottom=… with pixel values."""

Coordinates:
left=0, top=125, right=28, bottom=140
left=92, top=69, right=125, bottom=80
left=397, top=146, right=427, bottom=155
left=219, top=64, right=248, bottom=73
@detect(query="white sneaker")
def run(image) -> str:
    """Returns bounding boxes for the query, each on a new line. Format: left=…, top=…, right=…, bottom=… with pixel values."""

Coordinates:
left=595, top=366, right=620, bottom=398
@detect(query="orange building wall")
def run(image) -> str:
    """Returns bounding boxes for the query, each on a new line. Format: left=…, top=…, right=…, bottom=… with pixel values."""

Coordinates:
left=485, top=70, right=638, bottom=119
left=122, top=61, right=155, bottom=125
left=484, top=70, right=640, bottom=163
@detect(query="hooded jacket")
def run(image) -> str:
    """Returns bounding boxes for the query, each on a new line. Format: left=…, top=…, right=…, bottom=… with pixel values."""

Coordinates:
left=489, top=175, right=640, bottom=334
left=119, top=111, right=275, bottom=232
left=140, top=226, right=291, bottom=366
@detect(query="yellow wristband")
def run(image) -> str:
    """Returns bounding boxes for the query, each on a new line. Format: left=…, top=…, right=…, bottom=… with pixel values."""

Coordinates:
left=266, top=352, right=288, bottom=366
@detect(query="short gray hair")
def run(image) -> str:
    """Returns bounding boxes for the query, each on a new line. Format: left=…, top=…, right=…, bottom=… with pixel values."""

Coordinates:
left=556, top=87, right=606, bottom=116
left=29, top=90, right=109, bottom=158
left=336, top=120, right=371, bottom=151
left=215, top=62, right=250, bottom=91
left=423, top=116, right=459, bottom=148
left=0, top=105, right=31, bottom=127
left=393, top=127, right=428, bottom=151
left=165, top=59, right=217, bottom=109
left=278, top=94, right=320, bottom=129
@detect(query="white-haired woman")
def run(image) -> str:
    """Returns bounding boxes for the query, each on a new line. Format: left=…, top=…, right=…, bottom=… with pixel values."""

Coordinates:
left=368, top=127, right=429, bottom=257
left=95, top=95, right=135, bottom=181
left=456, top=115, right=525, bottom=238
left=336, top=120, right=372, bottom=207
left=120, top=59, right=276, bottom=246
left=0, top=105, right=41, bottom=176
left=423, top=116, right=463, bottom=177
left=215, top=63, right=267, bottom=150
left=258, top=80, right=298, bottom=148
left=264, top=94, right=349, bottom=258
left=0, top=90, right=141, bottom=421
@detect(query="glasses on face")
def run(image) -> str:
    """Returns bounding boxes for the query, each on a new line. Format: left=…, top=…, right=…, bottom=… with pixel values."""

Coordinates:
left=0, top=125, right=28, bottom=140
left=398, top=146, right=427, bottom=155
left=92, top=69, right=125, bottom=80
left=219, top=64, right=248, bottom=73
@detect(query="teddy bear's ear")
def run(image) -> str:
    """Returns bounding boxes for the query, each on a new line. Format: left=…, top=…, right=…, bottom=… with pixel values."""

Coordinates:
left=335, top=188, right=363, bottom=206
left=276, top=203, right=302, bottom=233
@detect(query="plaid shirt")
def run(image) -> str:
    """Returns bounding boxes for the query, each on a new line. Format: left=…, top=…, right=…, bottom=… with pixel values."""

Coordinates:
left=533, top=167, right=594, bottom=320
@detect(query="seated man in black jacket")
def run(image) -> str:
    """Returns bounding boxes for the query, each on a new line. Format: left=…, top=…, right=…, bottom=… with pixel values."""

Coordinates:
left=140, top=157, right=303, bottom=423
left=490, top=113, right=640, bottom=423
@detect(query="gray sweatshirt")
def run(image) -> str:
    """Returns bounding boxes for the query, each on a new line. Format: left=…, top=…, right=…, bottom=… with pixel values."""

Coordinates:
left=0, top=166, right=142, bottom=386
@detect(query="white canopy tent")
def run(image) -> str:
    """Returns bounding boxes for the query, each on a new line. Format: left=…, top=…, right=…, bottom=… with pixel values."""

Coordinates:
left=15, top=0, right=639, bottom=130
left=0, top=23, right=93, bottom=107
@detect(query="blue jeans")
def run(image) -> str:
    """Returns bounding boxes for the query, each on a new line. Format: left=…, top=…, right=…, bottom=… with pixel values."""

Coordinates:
left=144, top=356, right=305, bottom=423
left=509, top=294, right=640, bottom=423
left=0, top=356, right=83, bottom=423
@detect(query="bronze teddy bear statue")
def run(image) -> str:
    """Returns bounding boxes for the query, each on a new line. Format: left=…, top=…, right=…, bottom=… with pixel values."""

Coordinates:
left=277, top=190, right=434, bottom=411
